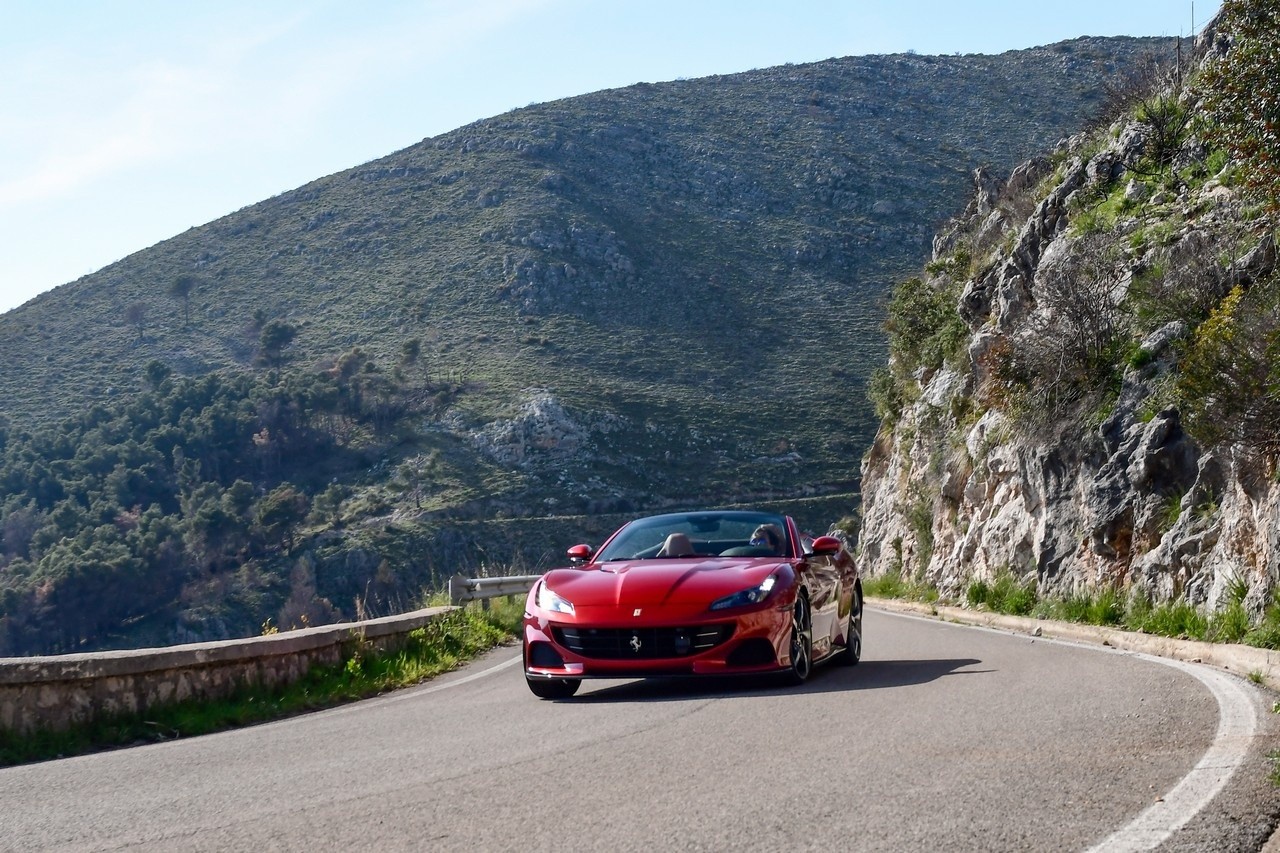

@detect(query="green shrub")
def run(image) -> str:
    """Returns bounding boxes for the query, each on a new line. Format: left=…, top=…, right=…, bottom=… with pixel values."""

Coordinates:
left=884, top=276, right=969, bottom=375
left=1177, top=283, right=1280, bottom=454
left=967, top=571, right=1037, bottom=616
left=966, top=577, right=991, bottom=607
left=1208, top=601, right=1251, bottom=643
left=995, top=575, right=1038, bottom=616
left=907, top=496, right=935, bottom=569
left=1134, top=600, right=1209, bottom=640
left=1203, top=147, right=1231, bottom=181
left=1158, top=489, right=1186, bottom=534
left=1199, top=0, right=1280, bottom=212
left=863, top=569, right=938, bottom=603
left=1245, top=593, right=1280, bottom=650
left=1127, top=344, right=1157, bottom=370
left=1069, top=181, right=1130, bottom=236
left=924, top=248, right=973, bottom=280
left=867, top=366, right=904, bottom=421
left=1132, top=95, right=1191, bottom=177
left=1059, top=587, right=1125, bottom=626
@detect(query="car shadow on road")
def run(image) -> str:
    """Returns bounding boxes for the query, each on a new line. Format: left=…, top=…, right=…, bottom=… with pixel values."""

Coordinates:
left=571, top=657, right=989, bottom=703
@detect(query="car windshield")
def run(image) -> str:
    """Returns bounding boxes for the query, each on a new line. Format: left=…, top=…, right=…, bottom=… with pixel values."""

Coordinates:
left=595, top=511, right=790, bottom=561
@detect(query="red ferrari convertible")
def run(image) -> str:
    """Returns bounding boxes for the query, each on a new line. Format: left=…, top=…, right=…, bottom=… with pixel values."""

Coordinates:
left=523, top=509, right=862, bottom=698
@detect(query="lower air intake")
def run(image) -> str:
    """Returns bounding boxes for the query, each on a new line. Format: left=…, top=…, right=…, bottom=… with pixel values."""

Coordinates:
left=554, top=625, right=733, bottom=659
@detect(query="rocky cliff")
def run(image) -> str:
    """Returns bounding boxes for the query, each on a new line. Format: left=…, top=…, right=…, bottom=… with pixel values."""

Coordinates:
left=857, top=18, right=1280, bottom=618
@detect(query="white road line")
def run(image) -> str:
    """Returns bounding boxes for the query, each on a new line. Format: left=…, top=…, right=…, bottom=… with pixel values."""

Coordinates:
left=313, top=652, right=523, bottom=719
left=1084, top=655, right=1257, bottom=853
left=405, top=652, right=523, bottom=697
left=877, top=609, right=1260, bottom=851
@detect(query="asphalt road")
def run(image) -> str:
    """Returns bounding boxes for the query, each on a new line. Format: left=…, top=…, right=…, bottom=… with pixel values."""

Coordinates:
left=1, top=609, right=1276, bottom=852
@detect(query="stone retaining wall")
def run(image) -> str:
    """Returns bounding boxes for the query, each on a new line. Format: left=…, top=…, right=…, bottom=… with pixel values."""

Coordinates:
left=0, top=606, right=455, bottom=736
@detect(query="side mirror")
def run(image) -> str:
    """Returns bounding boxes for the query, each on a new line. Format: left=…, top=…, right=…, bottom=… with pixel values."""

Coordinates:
left=567, top=544, right=593, bottom=563
left=810, top=535, right=842, bottom=556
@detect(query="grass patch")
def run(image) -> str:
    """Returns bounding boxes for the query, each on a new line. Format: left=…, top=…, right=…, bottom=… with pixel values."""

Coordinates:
left=0, top=601, right=523, bottom=768
left=1208, top=577, right=1252, bottom=643
left=863, top=569, right=938, bottom=603
left=1245, top=593, right=1280, bottom=649
left=1158, top=489, right=1185, bottom=534
left=966, top=572, right=1037, bottom=616
left=1130, top=599, right=1209, bottom=640
left=870, top=572, right=1280, bottom=652
left=1053, top=587, right=1126, bottom=626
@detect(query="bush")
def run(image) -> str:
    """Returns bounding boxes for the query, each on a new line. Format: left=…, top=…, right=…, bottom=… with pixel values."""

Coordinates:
left=1177, top=282, right=1280, bottom=454
left=1131, top=94, right=1192, bottom=178
left=884, top=275, right=968, bottom=375
left=1208, top=600, right=1251, bottom=643
left=1200, top=0, right=1280, bottom=213
left=907, top=496, right=935, bottom=569
left=1133, top=600, right=1209, bottom=640
left=966, top=572, right=1037, bottom=616
left=998, top=233, right=1132, bottom=423
left=1059, top=587, right=1125, bottom=626
left=867, top=367, right=904, bottom=422
left=1245, top=604, right=1280, bottom=649
left=862, top=569, right=938, bottom=603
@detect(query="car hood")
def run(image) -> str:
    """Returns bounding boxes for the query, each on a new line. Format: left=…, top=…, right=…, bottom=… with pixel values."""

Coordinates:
left=542, top=557, right=785, bottom=608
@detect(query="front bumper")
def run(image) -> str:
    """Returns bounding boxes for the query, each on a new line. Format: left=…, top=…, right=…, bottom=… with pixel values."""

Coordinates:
left=523, top=603, right=793, bottom=679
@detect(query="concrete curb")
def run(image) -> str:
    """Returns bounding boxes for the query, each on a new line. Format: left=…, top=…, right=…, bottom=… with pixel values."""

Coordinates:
left=867, top=597, right=1280, bottom=693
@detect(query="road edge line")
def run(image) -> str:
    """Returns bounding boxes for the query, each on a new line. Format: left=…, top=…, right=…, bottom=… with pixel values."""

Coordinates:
left=869, top=600, right=1268, bottom=851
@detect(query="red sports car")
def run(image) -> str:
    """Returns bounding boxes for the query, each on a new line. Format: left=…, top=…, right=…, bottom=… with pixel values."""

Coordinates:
left=523, top=509, right=862, bottom=698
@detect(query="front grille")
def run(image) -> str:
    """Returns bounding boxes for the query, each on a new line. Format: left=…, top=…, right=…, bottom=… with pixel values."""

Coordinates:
left=554, top=624, right=733, bottom=659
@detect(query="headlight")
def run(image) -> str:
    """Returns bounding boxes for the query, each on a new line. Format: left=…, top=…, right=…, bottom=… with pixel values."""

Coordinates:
left=709, top=573, right=777, bottom=610
left=536, top=581, right=575, bottom=615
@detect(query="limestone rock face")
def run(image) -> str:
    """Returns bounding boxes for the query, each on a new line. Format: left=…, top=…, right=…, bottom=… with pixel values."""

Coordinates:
left=858, top=84, right=1280, bottom=614
left=472, top=390, right=586, bottom=466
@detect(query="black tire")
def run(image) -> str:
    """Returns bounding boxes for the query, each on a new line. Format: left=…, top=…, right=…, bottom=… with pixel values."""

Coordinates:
left=526, top=676, right=581, bottom=699
left=837, top=588, right=863, bottom=666
left=785, top=594, right=813, bottom=685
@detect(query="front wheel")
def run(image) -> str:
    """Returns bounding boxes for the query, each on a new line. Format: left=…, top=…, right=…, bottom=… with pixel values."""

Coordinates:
left=526, top=676, right=581, bottom=699
left=785, top=594, right=813, bottom=685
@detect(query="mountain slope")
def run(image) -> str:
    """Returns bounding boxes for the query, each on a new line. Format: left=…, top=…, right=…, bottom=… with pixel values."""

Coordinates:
left=3, top=38, right=1169, bottom=506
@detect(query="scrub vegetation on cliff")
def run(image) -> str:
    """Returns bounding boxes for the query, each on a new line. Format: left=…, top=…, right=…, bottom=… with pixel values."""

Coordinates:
left=860, top=1, right=1280, bottom=638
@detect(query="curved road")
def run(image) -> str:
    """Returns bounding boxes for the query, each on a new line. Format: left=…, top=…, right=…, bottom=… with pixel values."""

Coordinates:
left=1, top=609, right=1276, bottom=851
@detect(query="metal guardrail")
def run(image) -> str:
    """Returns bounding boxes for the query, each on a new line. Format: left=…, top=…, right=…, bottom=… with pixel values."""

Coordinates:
left=448, top=573, right=541, bottom=606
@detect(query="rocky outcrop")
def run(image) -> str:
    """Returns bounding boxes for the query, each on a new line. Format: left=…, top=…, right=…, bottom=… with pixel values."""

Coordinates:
left=858, top=61, right=1280, bottom=616
left=469, top=389, right=624, bottom=468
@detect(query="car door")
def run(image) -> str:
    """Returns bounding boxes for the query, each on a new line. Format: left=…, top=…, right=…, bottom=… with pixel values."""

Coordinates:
left=795, top=527, right=842, bottom=657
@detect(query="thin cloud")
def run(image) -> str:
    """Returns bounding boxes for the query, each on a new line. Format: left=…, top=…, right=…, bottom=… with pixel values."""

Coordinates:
left=0, top=0, right=555, bottom=212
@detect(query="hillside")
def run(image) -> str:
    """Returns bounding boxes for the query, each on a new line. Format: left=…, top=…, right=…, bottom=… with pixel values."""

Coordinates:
left=0, top=37, right=1176, bottom=653
left=4, top=40, right=1169, bottom=497
left=857, top=5, right=1280, bottom=641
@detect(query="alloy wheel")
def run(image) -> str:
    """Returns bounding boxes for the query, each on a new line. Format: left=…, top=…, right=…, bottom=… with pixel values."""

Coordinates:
left=788, top=595, right=813, bottom=684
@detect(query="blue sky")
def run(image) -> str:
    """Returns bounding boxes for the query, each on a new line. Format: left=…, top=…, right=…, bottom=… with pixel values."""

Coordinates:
left=0, top=1, right=1218, bottom=314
